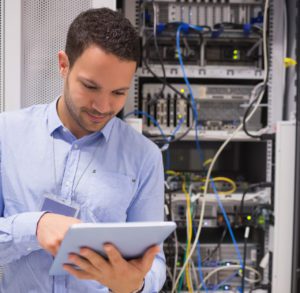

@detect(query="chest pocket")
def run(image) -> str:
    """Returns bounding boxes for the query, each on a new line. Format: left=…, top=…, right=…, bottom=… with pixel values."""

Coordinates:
left=77, top=171, right=135, bottom=222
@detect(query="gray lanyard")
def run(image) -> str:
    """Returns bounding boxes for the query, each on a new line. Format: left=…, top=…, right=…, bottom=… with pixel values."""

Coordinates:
left=52, top=133, right=101, bottom=200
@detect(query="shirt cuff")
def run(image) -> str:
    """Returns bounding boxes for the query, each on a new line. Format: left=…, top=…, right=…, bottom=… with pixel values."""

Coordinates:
left=141, top=274, right=153, bottom=293
left=12, top=211, right=47, bottom=253
left=108, top=279, right=145, bottom=293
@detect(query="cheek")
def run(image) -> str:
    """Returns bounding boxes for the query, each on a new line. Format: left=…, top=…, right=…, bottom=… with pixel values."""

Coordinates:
left=111, top=97, right=127, bottom=111
left=72, top=87, right=95, bottom=107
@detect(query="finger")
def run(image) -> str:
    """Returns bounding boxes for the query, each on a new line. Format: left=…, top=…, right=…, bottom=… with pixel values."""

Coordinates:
left=53, top=239, right=63, bottom=256
left=139, top=245, right=160, bottom=274
left=103, top=244, right=126, bottom=267
left=49, top=248, right=58, bottom=257
left=79, top=248, right=110, bottom=271
left=48, top=241, right=61, bottom=256
left=63, top=264, right=93, bottom=280
left=42, top=237, right=62, bottom=256
left=68, top=253, right=101, bottom=278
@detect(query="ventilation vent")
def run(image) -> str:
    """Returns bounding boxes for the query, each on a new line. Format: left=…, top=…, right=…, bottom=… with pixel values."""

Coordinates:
left=22, top=0, right=92, bottom=108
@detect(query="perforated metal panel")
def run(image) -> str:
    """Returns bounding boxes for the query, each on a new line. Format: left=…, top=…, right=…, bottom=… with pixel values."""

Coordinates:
left=22, top=0, right=92, bottom=108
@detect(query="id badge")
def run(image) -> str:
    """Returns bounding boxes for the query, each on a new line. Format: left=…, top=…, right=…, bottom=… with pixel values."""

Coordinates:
left=41, top=194, right=80, bottom=218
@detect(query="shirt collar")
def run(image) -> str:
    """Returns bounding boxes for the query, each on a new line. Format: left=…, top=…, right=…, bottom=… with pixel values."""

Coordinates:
left=47, top=96, right=63, bottom=135
left=46, top=96, right=116, bottom=142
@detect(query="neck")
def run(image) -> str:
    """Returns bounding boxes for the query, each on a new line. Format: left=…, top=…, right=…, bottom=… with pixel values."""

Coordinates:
left=56, top=96, right=87, bottom=138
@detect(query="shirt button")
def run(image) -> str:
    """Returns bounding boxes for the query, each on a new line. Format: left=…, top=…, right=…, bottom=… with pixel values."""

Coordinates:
left=74, top=144, right=78, bottom=149
left=27, top=247, right=32, bottom=251
left=63, top=128, right=67, bottom=132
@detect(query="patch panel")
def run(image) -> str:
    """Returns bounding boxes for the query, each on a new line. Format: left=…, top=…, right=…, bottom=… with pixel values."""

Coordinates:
left=141, top=83, right=263, bottom=133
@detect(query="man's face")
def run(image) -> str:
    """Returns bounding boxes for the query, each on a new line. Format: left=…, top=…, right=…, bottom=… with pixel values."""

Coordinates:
left=58, top=45, right=136, bottom=138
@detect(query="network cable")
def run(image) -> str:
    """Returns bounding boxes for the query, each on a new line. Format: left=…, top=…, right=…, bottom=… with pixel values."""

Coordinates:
left=211, top=180, right=243, bottom=265
left=150, top=0, right=167, bottom=104
left=240, top=182, right=274, bottom=220
left=198, top=264, right=261, bottom=290
left=124, top=110, right=185, bottom=148
left=172, top=22, right=242, bottom=291
left=172, top=0, right=269, bottom=289
left=182, top=177, right=194, bottom=292
left=241, top=227, right=251, bottom=293
left=212, top=270, right=239, bottom=291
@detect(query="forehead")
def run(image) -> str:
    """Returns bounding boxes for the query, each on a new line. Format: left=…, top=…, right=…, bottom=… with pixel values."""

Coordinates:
left=70, top=45, right=136, bottom=88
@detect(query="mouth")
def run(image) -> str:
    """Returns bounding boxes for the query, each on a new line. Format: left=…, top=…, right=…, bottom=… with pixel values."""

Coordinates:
left=85, top=111, right=108, bottom=123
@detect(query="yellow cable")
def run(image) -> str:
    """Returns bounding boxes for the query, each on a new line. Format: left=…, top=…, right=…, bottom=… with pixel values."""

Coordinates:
left=201, top=176, right=237, bottom=195
left=203, top=158, right=213, bottom=167
left=165, top=170, right=181, bottom=176
left=182, top=178, right=193, bottom=293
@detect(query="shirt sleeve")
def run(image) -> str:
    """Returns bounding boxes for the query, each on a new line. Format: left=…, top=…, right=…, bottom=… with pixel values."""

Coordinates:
left=0, top=122, right=45, bottom=265
left=127, top=145, right=166, bottom=292
left=0, top=211, right=46, bottom=265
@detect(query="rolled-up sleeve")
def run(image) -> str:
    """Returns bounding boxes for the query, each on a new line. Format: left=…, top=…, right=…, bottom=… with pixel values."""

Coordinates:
left=0, top=117, right=45, bottom=265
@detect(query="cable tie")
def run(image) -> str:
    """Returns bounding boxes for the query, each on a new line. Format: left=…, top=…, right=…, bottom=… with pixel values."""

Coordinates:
left=284, top=57, right=297, bottom=68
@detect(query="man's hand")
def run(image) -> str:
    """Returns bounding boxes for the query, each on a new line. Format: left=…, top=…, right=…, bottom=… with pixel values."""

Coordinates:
left=36, top=213, right=81, bottom=256
left=63, top=244, right=160, bottom=293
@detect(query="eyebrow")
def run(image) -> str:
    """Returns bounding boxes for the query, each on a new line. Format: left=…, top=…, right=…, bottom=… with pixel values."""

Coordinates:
left=79, top=77, right=130, bottom=91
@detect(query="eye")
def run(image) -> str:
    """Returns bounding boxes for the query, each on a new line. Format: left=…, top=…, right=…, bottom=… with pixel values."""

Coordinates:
left=82, top=82, right=97, bottom=90
left=113, top=91, right=126, bottom=96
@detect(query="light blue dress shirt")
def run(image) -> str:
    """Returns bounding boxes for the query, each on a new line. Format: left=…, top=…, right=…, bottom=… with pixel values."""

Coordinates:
left=0, top=99, right=166, bottom=292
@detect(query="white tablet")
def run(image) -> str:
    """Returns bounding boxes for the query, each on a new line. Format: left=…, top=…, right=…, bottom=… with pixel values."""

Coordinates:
left=49, top=221, right=176, bottom=275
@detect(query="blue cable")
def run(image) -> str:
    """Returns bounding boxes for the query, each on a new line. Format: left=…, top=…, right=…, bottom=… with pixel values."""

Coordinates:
left=212, top=271, right=239, bottom=291
left=171, top=116, right=185, bottom=137
left=124, top=110, right=168, bottom=142
left=211, top=181, right=243, bottom=266
left=193, top=225, right=208, bottom=292
left=176, top=24, right=208, bottom=291
left=176, top=24, right=205, bottom=164
left=164, top=116, right=185, bottom=170
left=124, top=110, right=185, bottom=144
left=165, top=149, right=171, bottom=171
left=124, top=111, right=185, bottom=171
left=176, top=23, right=244, bottom=290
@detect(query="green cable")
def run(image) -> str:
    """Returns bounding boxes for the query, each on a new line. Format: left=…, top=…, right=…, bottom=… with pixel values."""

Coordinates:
left=178, top=181, right=194, bottom=292
left=177, top=238, right=188, bottom=292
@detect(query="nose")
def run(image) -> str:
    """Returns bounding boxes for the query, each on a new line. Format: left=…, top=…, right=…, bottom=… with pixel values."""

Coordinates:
left=91, top=93, right=111, bottom=114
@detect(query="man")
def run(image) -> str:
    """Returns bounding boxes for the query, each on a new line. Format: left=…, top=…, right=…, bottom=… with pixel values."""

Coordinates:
left=0, top=8, right=165, bottom=293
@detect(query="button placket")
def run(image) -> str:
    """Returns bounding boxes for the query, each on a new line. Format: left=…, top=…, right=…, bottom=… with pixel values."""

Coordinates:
left=60, top=144, right=81, bottom=198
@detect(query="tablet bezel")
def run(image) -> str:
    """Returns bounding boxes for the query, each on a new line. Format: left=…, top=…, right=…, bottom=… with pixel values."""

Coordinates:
left=49, top=221, right=176, bottom=275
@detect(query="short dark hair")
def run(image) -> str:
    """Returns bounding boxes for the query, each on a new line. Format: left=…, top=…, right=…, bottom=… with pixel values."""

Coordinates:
left=65, top=8, right=140, bottom=68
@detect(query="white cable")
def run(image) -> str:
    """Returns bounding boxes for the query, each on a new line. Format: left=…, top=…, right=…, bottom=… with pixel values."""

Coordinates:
left=171, top=213, right=179, bottom=288
left=172, top=67, right=266, bottom=293
left=198, top=265, right=262, bottom=289
left=164, top=181, right=171, bottom=190
left=166, top=175, right=177, bottom=189
left=190, top=261, right=199, bottom=288
left=188, top=260, right=194, bottom=291
left=166, top=265, right=173, bottom=281
left=152, top=1, right=157, bottom=37
left=247, top=82, right=265, bottom=106
left=171, top=0, right=269, bottom=291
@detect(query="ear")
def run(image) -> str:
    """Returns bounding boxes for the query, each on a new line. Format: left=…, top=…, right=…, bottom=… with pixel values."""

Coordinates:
left=58, top=51, right=70, bottom=78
